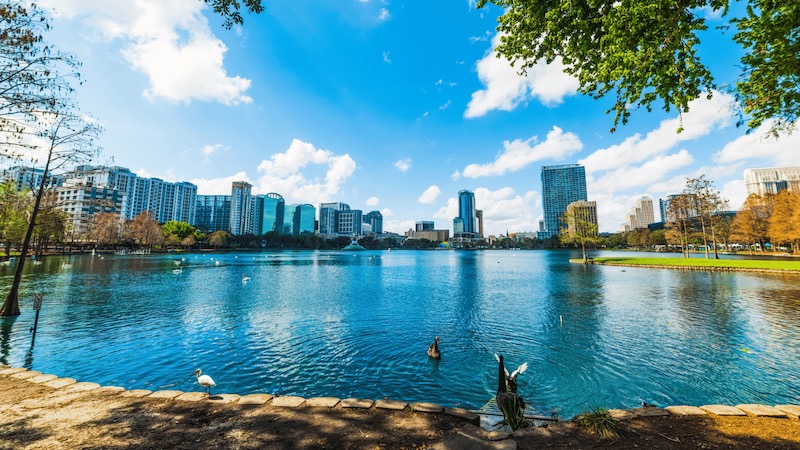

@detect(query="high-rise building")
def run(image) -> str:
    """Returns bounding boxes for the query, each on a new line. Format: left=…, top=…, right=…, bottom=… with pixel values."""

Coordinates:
left=195, top=195, right=231, bottom=232
left=416, top=221, right=434, bottom=232
left=2, top=166, right=61, bottom=192
left=658, top=195, right=678, bottom=223
left=337, top=209, right=363, bottom=236
left=565, top=200, right=598, bottom=236
left=55, top=183, right=127, bottom=233
left=59, top=165, right=196, bottom=224
left=744, top=166, right=800, bottom=196
left=622, top=196, right=655, bottom=231
left=291, top=204, right=316, bottom=235
left=318, top=202, right=349, bottom=235
left=453, top=217, right=464, bottom=234
left=541, top=164, right=588, bottom=237
left=230, top=181, right=252, bottom=235
left=456, top=190, right=477, bottom=236
left=261, top=192, right=285, bottom=234
left=476, top=210, right=484, bottom=238
left=363, top=210, right=383, bottom=234
left=251, top=195, right=264, bottom=235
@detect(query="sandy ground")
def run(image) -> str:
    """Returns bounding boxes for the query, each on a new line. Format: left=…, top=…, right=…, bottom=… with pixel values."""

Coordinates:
left=2, top=373, right=800, bottom=449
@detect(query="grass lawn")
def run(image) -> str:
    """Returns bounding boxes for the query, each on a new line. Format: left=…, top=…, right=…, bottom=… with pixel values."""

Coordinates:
left=585, top=257, right=800, bottom=271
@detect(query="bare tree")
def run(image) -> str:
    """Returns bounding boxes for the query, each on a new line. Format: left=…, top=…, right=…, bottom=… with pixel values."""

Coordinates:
left=90, top=212, right=123, bottom=248
left=0, top=2, right=101, bottom=317
left=685, top=176, right=728, bottom=259
left=1, top=112, right=101, bottom=316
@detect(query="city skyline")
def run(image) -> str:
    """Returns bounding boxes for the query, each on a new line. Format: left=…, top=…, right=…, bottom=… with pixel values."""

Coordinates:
left=24, top=1, right=800, bottom=235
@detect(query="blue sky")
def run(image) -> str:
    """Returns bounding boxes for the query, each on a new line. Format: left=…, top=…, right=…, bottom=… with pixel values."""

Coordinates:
left=38, top=0, right=798, bottom=235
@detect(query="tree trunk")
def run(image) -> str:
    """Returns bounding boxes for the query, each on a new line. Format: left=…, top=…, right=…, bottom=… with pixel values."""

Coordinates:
left=0, top=147, right=52, bottom=317
left=700, top=219, right=710, bottom=258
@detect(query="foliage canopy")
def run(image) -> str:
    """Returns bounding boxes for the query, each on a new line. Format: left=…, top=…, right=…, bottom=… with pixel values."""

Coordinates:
left=476, top=0, right=799, bottom=134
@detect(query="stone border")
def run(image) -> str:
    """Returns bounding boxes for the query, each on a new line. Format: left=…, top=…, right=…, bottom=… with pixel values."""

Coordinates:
left=2, top=366, right=798, bottom=444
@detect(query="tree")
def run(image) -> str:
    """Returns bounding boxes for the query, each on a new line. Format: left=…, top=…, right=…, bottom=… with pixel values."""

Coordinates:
left=768, top=191, right=800, bottom=254
left=477, top=0, right=799, bottom=134
left=560, top=203, right=598, bottom=263
left=162, top=221, right=196, bottom=242
left=0, top=181, right=30, bottom=257
left=181, top=234, right=196, bottom=250
left=202, top=0, right=265, bottom=28
left=666, top=193, right=695, bottom=257
left=730, top=193, right=773, bottom=254
left=1, top=2, right=101, bottom=317
left=90, top=212, right=123, bottom=247
left=32, top=191, right=68, bottom=256
left=685, top=176, right=727, bottom=259
left=126, top=212, right=164, bottom=249
left=209, top=230, right=229, bottom=249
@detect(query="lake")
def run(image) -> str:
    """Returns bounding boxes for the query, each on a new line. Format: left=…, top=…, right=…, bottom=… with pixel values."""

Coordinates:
left=1, top=250, right=799, bottom=418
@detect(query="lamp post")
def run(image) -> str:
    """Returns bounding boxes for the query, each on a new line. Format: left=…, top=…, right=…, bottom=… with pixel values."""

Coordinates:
left=31, top=293, right=43, bottom=342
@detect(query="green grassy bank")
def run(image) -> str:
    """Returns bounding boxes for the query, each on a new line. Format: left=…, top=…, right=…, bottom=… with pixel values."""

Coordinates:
left=574, top=257, right=800, bottom=273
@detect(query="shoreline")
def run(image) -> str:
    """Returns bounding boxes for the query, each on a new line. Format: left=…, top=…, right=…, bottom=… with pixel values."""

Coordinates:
left=572, top=257, right=800, bottom=274
left=3, top=364, right=797, bottom=422
left=3, top=365, right=800, bottom=449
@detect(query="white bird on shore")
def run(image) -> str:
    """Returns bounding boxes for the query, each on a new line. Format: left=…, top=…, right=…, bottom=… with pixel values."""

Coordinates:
left=192, top=369, right=216, bottom=396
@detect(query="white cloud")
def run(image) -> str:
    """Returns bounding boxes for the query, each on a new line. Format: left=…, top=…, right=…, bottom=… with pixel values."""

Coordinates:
left=592, top=150, right=695, bottom=193
left=201, top=144, right=226, bottom=157
left=450, top=170, right=462, bottom=181
left=465, top=34, right=579, bottom=118
left=418, top=185, right=442, bottom=204
left=384, top=219, right=415, bottom=233
left=380, top=207, right=393, bottom=217
left=382, top=51, right=391, bottom=63
left=580, top=92, right=735, bottom=173
left=462, top=126, right=583, bottom=178
left=191, top=171, right=249, bottom=195
left=378, top=8, right=390, bottom=21
left=393, top=158, right=412, bottom=172
left=255, top=139, right=356, bottom=205
left=721, top=179, right=747, bottom=211
left=439, top=100, right=452, bottom=110
left=366, top=196, right=380, bottom=206
left=715, top=120, right=800, bottom=166
left=42, top=0, right=252, bottom=105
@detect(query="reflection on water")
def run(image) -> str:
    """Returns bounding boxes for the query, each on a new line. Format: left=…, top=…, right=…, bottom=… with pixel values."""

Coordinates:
left=1, top=250, right=799, bottom=418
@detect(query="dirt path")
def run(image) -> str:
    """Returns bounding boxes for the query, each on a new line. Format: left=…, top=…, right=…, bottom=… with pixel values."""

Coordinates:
left=2, top=371, right=800, bottom=449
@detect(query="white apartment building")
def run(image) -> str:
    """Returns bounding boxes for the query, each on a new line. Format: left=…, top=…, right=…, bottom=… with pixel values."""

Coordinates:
left=744, top=166, right=800, bottom=196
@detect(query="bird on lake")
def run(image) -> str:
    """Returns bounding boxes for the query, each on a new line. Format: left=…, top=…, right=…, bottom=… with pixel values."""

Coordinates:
left=192, top=369, right=216, bottom=396
left=494, top=354, right=528, bottom=394
left=495, top=354, right=525, bottom=418
left=427, top=336, right=441, bottom=359
left=242, top=274, right=251, bottom=282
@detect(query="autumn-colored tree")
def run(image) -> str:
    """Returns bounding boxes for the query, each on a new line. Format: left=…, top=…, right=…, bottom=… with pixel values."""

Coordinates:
left=125, top=211, right=164, bottom=249
left=90, top=212, right=123, bottom=247
left=181, top=234, right=196, bottom=250
left=768, top=191, right=800, bottom=254
left=730, top=194, right=773, bottom=254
